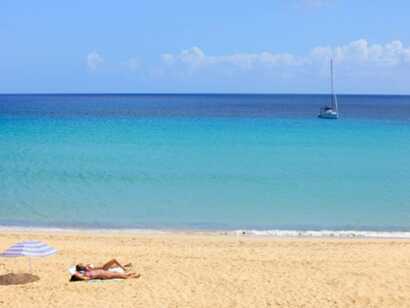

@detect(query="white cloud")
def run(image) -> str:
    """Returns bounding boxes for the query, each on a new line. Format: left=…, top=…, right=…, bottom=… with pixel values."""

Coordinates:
left=311, top=39, right=410, bottom=66
left=162, top=40, right=410, bottom=72
left=86, top=51, right=104, bottom=71
left=162, top=47, right=205, bottom=68
left=161, top=47, right=303, bottom=71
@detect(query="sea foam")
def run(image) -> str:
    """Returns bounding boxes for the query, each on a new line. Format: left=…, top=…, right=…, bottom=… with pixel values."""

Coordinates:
left=233, top=229, right=410, bottom=239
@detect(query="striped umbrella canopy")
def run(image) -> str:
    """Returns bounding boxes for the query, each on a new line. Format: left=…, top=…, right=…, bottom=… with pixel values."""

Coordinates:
left=1, top=240, right=57, bottom=257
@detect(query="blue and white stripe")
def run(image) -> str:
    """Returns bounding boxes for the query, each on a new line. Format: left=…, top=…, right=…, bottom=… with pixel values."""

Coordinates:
left=1, top=240, right=57, bottom=257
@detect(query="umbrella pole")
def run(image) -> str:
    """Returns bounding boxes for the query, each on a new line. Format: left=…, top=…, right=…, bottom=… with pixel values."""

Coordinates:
left=28, top=257, right=32, bottom=273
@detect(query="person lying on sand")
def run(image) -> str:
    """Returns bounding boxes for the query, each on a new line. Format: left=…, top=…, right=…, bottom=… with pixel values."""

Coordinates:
left=70, top=259, right=140, bottom=281
left=76, top=259, right=131, bottom=272
left=70, top=270, right=139, bottom=281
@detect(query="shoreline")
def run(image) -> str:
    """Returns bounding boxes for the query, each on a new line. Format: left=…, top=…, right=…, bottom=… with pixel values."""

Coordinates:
left=1, top=225, right=410, bottom=239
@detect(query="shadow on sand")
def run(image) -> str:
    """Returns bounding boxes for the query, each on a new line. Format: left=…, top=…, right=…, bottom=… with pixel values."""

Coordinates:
left=0, top=273, right=40, bottom=286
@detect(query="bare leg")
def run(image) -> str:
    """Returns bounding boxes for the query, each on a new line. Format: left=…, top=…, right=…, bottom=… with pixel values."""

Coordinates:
left=97, top=271, right=140, bottom=280
left=125, top=272, right=140, bottom=279
left=102, top=259, right=126, bottom=271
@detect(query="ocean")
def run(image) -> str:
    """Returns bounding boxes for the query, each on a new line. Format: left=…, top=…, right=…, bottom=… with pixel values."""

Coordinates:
left=1, top=94, right=410, bottom=236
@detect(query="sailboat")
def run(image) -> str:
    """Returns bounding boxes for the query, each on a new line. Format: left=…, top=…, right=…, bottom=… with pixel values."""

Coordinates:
left=318, top=58, right=339, bottom=119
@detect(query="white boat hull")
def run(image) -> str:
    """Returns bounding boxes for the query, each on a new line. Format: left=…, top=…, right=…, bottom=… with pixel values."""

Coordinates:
left=318, top=109, right=338, bottom=119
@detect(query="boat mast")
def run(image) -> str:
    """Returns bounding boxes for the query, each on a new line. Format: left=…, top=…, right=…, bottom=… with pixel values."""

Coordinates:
left=330, top=58, right=338, bottom=112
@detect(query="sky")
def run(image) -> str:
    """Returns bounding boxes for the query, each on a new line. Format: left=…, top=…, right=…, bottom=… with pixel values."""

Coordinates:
left=1, top=0, right=410, bottom=94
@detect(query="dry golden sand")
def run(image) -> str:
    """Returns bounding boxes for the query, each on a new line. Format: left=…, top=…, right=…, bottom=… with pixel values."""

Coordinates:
left=0, top=231, right=410, bottom=308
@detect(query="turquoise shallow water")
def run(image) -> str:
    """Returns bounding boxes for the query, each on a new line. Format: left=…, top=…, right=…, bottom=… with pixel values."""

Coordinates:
left=1, top=94, right=410, bottom=231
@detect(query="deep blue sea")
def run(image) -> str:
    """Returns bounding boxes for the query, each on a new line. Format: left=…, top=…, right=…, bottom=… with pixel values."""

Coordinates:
left=1, top=94, right=410, bottom=235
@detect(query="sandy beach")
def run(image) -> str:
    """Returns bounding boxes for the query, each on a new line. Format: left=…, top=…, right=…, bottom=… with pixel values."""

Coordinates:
left=0, top=230, right=409, bottom=308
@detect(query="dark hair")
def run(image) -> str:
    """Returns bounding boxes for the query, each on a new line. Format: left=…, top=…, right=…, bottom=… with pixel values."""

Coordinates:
left=70, top=274, right=82, bottom=282
left=76, top=264, right=86, bottom=272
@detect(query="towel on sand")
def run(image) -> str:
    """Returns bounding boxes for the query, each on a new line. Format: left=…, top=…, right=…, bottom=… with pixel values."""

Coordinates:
left=68, top=265, right=125, bottom=276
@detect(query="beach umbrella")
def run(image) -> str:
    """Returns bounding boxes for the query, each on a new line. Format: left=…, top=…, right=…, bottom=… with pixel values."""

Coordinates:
left=1, top=240, right=57, bottom=272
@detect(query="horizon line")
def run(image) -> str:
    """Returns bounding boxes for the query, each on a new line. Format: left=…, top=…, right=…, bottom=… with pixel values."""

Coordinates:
left=1, top=92, right=410, bottom=96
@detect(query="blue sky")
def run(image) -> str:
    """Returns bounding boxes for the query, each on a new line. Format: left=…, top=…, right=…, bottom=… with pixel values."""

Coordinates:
left=1, top=0, right=410, bottom=93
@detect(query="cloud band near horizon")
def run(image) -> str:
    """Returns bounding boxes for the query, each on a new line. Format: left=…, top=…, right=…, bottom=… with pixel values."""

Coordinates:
left=83, top=39, right=410, bottom=93
left=87, top=39, right=410, bottom=73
